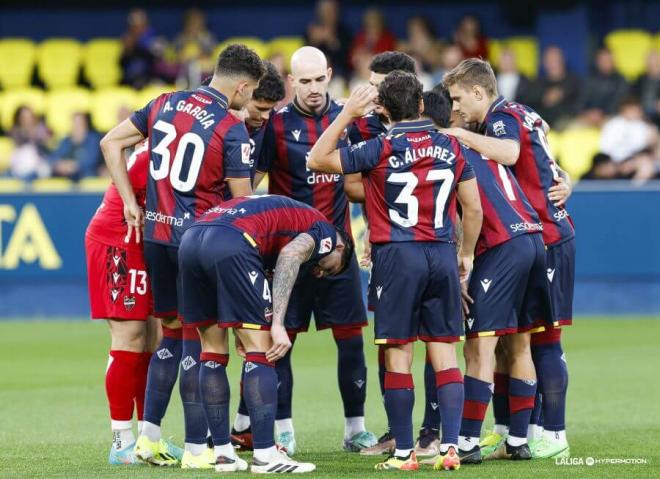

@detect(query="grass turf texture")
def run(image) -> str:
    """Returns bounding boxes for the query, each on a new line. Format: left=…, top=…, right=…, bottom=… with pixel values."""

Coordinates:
left=0, top=317, right=658, bottom=478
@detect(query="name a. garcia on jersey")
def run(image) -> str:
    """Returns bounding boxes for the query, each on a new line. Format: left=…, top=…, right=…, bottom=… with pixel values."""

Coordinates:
left=163, top=100, right=216, bottom=130
left=388, top=145, right=456, bottom=169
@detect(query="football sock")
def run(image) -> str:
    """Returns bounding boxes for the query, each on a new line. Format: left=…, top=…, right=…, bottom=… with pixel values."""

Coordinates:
left=243, top=352, right=277, bottom=450
left=254, top=445, right=278, bottom=462
left=214, top=442, right=235, bottom=459
left=394, top=448, right=413, bottom=457
left=508, top=377, right=537, bottom=442
left=134, top=352, right=151, bottom=422
left=105, top=350, right=141, bottom=426
left=435, top=368, right=464, bottom=451
left=233, top=413, right=251, bottom=433
left=377, top=347, right=385, bottom=396
left=142, top=421, right=161, bottom=442
left=275, top=334, right=296, bottom=421
left=111, top=421, right=135, bottom=451
left=185, top=442, right=207, bottom=456
left=529, top=389, right=543, bottom=427
left=532, top=340, right=568, bottom=434
left=528, top=424, right=544, bottom=441
left=345, top=416, right=365, bottom=440
left=236, top=365, right=250, bottom=423
left=543, top=429, right=567, bottom=444
left=460, top=375, right=492, bottom=446
left=493, top=372, right=510, bottom=428
left=143, top=328, right=182, bottom=429
left=275, top=418, right=294, bottom=435
left=333, top=328, right=367, bottom=419
left=199, top=352, right=231, bottom=449
left=421, top=352, right=441, bottom=430
left=179, top=332, right=207, bottom=447
left=383, top=372, right=415, bottom=451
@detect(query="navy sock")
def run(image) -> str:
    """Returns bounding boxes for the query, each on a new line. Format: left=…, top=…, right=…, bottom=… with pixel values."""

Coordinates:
left=333, top=329, right=367, bottom=418
left=529, top=390, right=543, bottom=427
left=508, top=377, right=537, bottom=439
left=421, top=354, right=440, bottom=431
left=532, top=341, right=568, bottom=431
left=275, top=347, right=293, bottom=420
left=179, top=332, right=207, bottom=444
left=492, top=373, right=510, bottom=426
left=460, top=375, right=492, bottom=440
left=199, top=352, right=231, bottom=446
left=143, top=329, right=182, bottom=425
left=435, top=368, right=464, bottom=447
left=383, top=372, right=414, bottom=451
left=243, top=353, right=277, bottom=449
left=237, top=367, right=249, bottom=419
left=377, top=347, right=385, bottom=396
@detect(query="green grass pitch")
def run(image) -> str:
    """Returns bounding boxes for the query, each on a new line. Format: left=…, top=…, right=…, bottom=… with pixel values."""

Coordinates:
left=1, top=318, right=658, bottom=478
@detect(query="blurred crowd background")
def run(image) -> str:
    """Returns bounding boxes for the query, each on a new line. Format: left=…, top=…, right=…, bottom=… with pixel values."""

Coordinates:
left=0, top=0, right=658, bottom=190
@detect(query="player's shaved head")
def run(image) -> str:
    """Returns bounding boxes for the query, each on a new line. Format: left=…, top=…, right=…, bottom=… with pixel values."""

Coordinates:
left=289, top=46, right=332, bottom=114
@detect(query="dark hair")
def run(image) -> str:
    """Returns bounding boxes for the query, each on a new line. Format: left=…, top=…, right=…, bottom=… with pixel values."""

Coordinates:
left=378, top=70, right=423, bottom=122
left=335, top=228, right=354, bottom=275
left=422, top=90, right=452, bottom=128
left=370, top=51, right=416, bottom=75
left=201, top=75, right=212, bottom=86
left=216, top=43, right=265, bottom=82
left=252, top=61, right=286, bottom=103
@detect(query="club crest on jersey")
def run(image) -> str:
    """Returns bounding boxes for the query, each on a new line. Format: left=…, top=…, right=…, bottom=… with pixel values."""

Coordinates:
left=480, top=279, right=492, bottom=293
left=123, top=296, right=136, bottom=311
left=492, top=120, right=507, bottom=137
left=241, top=143, right=251, bottom=164
left=292, top=129, right=301, bottom=142
left=319, top=237, right=333, bottom=254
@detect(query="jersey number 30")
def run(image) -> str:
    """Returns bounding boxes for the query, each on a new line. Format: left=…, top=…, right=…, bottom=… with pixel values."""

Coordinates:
left=150, top=120, right=205, bottom=192
left=387, top=170, right=454, bottom=229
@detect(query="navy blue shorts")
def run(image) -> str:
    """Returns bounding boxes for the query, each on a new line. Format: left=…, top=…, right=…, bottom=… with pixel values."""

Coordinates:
left=285, top=253, right=367, bottom=332
left=465, top=233, right=552, bottom=339
left=144, top=242, right=180, bottom=317
left=178, top=226, right=272, bottom=330
left=546, top=237, right=575, bottom=327
left=369, top=242, right=463, bottom=344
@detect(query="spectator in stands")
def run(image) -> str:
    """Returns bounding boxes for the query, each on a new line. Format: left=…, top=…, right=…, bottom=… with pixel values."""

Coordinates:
left=579, top=47, right=629, bottom=126
left=120, top=8, right=157, bottom=88
left=9, top=106, right=52, bottom=180
left=453, top=15, right=488, bottom=60
left=496, top=47, right=531, bottom=102
left=349, top=8, right=396, bottom=70
left=49, top=113, right=102, bottom=180
left=431, top=43, right=464, bottom=86
left=398, top=16, right=441, bottom=72
left=305, top=0, right=352, bottom=77
left=600, top=97, right=657, bottom=164
left=581, top=153, right=620, bottom=180
left=634, top=51, right=660, bottom=127
left=530, top=45, right=580, bottom=128
left=174, top=8, right=217, bottom=88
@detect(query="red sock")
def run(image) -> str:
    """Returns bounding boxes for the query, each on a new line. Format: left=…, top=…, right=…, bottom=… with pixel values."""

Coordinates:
left=134, top=352, right=151, bottom=421
left=105, top=350, right=141, bottom=422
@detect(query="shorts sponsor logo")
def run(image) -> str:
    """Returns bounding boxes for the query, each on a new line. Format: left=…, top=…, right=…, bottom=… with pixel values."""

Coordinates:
left=156, top=348, right=173, bottom=360
left=248, top=271, right=258, bottom=285
left=560, top=353, right=567, bottom=363
left=430, top=402, right=439, bottom=411
left=510, top=222, right=543, bottom=233
left=145, top=210, right=184, bottom=227
left=123, top=296, right=136, bottom=311
left=319, top=237, right=333, bottom=254
left=181, top=356, right=197, bottom=371
left=376, top=285, right=383, bottom=299
left=480, top=279, right=492, bottom=293
left=466, top=317, right=475, bottom=330
left=547, top=268, right=556, bottom=282
left=244, top=362, right=257, bottom=373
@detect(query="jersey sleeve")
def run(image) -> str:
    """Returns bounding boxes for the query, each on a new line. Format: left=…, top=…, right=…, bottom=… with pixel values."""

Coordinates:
left=304, top=220, right=338, bottom=262
left=223, top=122, right=252, bottom=179
left=348, top=114, right=385, bottom=144
left=339, top=137, right=384, bottom=174
left=129, top=98, right=157, bottom=137
left=457, top=145, right=476, bottom=182
left=485, top=111, right=521, bottom=143
left=257, top=119, right=276, bottom=172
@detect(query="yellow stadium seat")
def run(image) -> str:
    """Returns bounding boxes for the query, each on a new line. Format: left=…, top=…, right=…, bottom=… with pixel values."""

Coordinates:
left=79, top=176, right=112, bottom=192
left=0, top=177, right=25, bottom=193
left=90, top=87, right=137, bottom=133
left=31, top=177, right=75, bottom=192
left=135, top=84, right=176, bottom=110
left=545, top=130, right=561, bottom=161
left=506, top=37, right=538, bottom=79
left=655, top=33, right=660, bottom=52
left=37, top=38, right=83, bottom=89
left=84, top=38, right=123, bottom=88
left=215, top=37, right=269, bottom=61
left=45, top=88, right=91, bottom=138
left=0, top=38, right=36, bottom=89
left=267, top=36, right=305, bottom=64
left=556, top=127, right=601, bottom=180
left=487, top=39, right=504, bottom=66
left=0, top=136, right=15, bottom=174
left=605, top=30, right=653, bottom=81
left=0, top=88, right=46, bottom=132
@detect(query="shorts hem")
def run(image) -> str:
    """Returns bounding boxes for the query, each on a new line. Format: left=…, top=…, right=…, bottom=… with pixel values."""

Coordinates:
left=418, top=335, right=465, bottom=343
left=555, top=319, right=572, bottom=327
left=219, top=322, right=272, bottom=331
left=154, top=309, right=178, bottom=318
left=466, top=327, right=518, bottom=339
left=316, top=321, right=368, bottom=331
left=374, top=337, right=417, bottom=345
left=185, top=318, right=217, bottom=328
left=90, top=315, right=150, bottom=321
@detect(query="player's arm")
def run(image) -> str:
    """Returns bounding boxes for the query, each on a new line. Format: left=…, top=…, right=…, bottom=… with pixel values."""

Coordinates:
left=456, top=177, right=483, bottom=284
left=224, top=123, right=254, bottom=198
left=344, top=173, right=365, bottom=202
left=548, top=165, right=572, bottom=207
left=267, top=233, right=316, bottom=362
left=253, top=170, right=267, bottom=189
left=441, top=127, right=520, bottom=166
left=226, top=178, right=253, bottom=198
left=308, top=85, right=378, bottom=173
left=100, top=118, right=145, bottom=243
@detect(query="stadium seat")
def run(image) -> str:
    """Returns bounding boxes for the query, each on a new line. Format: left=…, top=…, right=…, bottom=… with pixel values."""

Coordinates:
left=215, top=37, right=269, bottom=60
left=505, top=36, right=538, bottom=79
left=31, top=177, right=75, bottom=192
left=45, top=88, right=91, bottom=138
left=267, top=36, right=305, bottom=64
left=545, top=129, right=562, bottom=161
left=0, top=88, right=46, bottom=132
left=0, top=177, right=25, bottom=192
left=0, top=38, right=36, bottom=89
left=487, top=39, right=504, bottom=67
left=0, top=136, right=15, bottom=174
left=556, top=127, right=601, bottom=180
left=83, top=38, right=123, bottom=88
left=605, top=30, right=653, bottom=81
left=655, top=33, right=660, bottom=53
left=90, top=87, right=137, bottom=133
left=135, top=84, right=176, bottom=110
left=79, top=176, right=112, bottom=192
left=37, top=38, right=83, bottom=89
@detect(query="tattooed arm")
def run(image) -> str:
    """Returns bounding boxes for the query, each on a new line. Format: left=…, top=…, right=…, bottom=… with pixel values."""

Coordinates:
left=266, top=233, right=316, bottom=362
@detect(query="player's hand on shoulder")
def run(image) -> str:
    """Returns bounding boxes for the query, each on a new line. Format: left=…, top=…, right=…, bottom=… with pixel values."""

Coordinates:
left=343, top=85, right=378, bottom=119
left=267, top=324, right=292, bottom=362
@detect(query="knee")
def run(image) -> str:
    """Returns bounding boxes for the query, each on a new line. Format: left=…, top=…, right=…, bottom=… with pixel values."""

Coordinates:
left=111, top=322, right=146, bottom=352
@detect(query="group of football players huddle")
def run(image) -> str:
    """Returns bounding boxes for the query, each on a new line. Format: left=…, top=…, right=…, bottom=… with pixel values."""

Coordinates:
left=85, top=41, right=574, bottom=474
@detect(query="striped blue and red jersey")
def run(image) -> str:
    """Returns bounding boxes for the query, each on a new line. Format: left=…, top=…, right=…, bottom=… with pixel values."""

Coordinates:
left=464, top=147, right=543, bottom=256
left=482, top=96, right=574, bottom=246
left=130, top=85, right=252, bottom=247
left=248, top=123, right=266, bottom=182
left=195, top=195, right=337, bottom=268
left=339, top=120, right=475, bottom=244
left=350, top=111, right=388, bottom=142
